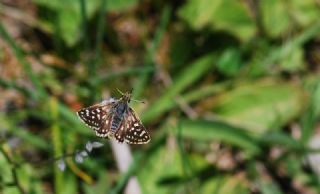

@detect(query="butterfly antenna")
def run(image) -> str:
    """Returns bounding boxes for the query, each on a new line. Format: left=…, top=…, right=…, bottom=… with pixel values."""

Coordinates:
left=128, top=88, right=144, bottom=103
left=131, top=99, right=145, bottom=104
left=116, top=88, right=124, bottom=95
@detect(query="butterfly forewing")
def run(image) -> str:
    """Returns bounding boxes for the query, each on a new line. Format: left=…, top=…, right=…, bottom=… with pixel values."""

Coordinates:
left=95, top=114, right=113, bottom=138
left=77, top=100, right=115, bottom=132
left=124, top=108, right=151, bottom=144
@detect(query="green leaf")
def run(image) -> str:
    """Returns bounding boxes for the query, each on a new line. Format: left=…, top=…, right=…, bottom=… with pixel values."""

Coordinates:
left=179, top=0, right=222, bottom=29
left=179, top=0, right=256, bottom=42
left=260, top=0, right=320, bottom=38
left=217, top=48, right=242, bottom=76
left=58, top=8, right=82, bottom=46
left=279, top=46, right=304, bottom=72
left=260, top=0, right=291, bottom=38
left=212, top=79, right=304, bottom=133
left=177, top=119, right=261, bottom=155
left=291, top=0, right=320, bottom=27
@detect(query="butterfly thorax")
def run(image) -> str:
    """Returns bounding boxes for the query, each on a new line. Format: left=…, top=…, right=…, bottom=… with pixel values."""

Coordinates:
left=114, top=102, right=128, bottom=116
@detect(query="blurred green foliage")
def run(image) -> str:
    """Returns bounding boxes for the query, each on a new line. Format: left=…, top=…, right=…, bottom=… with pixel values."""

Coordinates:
left=179, top=0, right=256, bottom=41
left=1, top=0, right=320, bottom=194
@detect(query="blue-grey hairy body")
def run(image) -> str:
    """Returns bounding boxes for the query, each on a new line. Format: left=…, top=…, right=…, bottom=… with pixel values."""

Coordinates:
left=110, top=102, right=128, bottom=135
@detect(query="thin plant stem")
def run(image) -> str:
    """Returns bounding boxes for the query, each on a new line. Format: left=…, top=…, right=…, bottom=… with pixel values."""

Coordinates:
left=79, top=0, right=90, bottom=51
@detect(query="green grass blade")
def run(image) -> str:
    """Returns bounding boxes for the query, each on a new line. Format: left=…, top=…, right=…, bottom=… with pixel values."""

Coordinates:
left=177, top=118, right=261, bottom=155
left=10, top=126, right=49, bottom=150
left=300, top=80, right=320, bottom=144
left=132, top=6, right=171, bottom=99
left=142, top=53, right=217, bottom=123
left=91, top=0, right=107, bottom=77
left=79, top=0, right=89, bottom=50
left=160, top=81, right=230, bottom=116
left=50, top=97, right=64, bottom=194
left=260, top=131, right=302, bottom=150
left=261, top=21, right=320, bottom=69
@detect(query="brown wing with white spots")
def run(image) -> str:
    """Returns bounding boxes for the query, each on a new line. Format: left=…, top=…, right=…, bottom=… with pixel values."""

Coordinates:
left=124, top=108, right=151, bottom=144
left=77, top=100, right=115, bottom=136
left=95, top=113, right=113, bottom=138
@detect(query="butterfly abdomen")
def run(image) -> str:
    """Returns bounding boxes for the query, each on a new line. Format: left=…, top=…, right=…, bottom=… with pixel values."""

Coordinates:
left=109, top=102, right=128, bottom=135
left=110, top=115, right=122, bottom=134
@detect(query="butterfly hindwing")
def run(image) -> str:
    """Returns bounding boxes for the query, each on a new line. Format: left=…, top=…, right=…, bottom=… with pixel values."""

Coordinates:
left=124, top=108, right=151, bottom=144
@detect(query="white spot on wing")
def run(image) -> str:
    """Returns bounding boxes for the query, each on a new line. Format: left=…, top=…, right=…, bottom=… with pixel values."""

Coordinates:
left=140, top=131, right=146, bottom=137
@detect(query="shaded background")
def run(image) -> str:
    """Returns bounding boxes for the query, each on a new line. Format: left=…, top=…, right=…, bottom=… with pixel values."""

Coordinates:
left=1, top=0, right=320, bottom=193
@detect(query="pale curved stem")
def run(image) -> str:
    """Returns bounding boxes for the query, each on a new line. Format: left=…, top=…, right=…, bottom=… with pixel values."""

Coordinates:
left=110, top=140, right=141, bottom=194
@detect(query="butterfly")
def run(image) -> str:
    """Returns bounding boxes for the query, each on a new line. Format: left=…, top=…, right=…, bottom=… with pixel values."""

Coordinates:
left=77, top=90, right=151, bottom=144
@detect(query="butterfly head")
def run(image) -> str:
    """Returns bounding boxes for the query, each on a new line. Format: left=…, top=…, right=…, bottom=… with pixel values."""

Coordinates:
left=120, top=90, right=132, bottom=104
left=118, top=89, right=144, bottom=104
